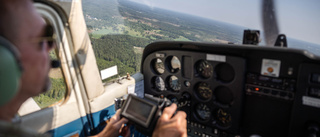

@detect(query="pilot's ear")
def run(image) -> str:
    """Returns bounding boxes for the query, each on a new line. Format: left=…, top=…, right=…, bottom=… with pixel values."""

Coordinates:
left=0, top=36, right=23, bottom=106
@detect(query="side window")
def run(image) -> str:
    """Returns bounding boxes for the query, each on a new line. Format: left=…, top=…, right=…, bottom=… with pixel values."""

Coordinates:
left=18, top=19, right=68, bottom=115
left=83, top=0, right=148, bottom=83
left=32, top=50, right=67, bottom=109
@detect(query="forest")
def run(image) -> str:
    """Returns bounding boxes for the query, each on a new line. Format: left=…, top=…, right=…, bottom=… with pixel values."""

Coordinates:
left=33, top=77, right=66, bottom=108
left=32, top=52, right=66, bottom=108
left=90, top=34, right=151, bottom=76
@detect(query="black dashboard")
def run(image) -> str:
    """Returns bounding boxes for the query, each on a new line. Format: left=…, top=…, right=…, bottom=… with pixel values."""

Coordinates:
left=141, top=41, right=320, bottom=137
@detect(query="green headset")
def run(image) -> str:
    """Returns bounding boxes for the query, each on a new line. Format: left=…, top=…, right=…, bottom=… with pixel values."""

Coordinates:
left=0, top=36, right=22, bottom=106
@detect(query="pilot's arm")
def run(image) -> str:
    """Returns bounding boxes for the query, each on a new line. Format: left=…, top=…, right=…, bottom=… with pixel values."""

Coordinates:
left=93, top=104, right=187, bottom=137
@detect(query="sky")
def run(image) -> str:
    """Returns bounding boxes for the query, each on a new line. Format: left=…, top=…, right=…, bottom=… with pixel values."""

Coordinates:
left=129, top=0, right=320, bottom=45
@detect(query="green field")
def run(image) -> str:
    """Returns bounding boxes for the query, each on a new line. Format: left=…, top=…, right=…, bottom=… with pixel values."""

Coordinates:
left=174, top=36, right=191, bottom=41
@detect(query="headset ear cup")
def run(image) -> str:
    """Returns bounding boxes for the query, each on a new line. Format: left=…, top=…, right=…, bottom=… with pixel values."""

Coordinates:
left=0, top=46, right=22, bottom=106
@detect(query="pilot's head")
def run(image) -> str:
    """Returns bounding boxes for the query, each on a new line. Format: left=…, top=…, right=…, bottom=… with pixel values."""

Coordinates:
left=0, top=0, right=55, bottom=107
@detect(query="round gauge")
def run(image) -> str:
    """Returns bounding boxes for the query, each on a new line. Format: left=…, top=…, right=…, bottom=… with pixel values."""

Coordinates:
left=196, top=82, right=213, bottom=100
left=169, top=75, right=181, bottom=92
left=195, top=103, right=211, bottom=121
left=216, top=108, right=232, bottom=127
left=154, top=76, right=165, bottom=91
left=153, top=58, right=165, bottom=74
left=215, top=63, right=235, bottom=83
left=196, top=60, right=213, bottom=78
left=168, top=56, right=181, bottom=73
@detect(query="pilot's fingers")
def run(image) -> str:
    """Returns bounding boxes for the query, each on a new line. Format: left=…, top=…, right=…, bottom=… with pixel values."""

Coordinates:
left=114, top=118, right=129, bottom=129
left=120, top=124, right=131, bottom=137
left=173, top=111, right=187, bottom=130
left=109, top=110, right=122, bottom=124
left=172, top=111, right=187, bottom=120
left=182, top=129, right=188, bottom=137
left=161, top=103, right=177, bottom=120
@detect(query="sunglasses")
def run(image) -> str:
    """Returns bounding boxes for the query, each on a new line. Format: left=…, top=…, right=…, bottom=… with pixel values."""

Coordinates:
left=34, top=24, right=56, bottom=49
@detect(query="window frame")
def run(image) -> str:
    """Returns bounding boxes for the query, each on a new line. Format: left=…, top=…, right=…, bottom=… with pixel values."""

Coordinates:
left=18, top=2, right=72, bottom=116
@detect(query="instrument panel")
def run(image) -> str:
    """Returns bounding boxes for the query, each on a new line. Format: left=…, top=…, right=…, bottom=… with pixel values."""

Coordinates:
left=141, top=42, right=320, bottom=137
left=144, top=50, right=245, bottom=135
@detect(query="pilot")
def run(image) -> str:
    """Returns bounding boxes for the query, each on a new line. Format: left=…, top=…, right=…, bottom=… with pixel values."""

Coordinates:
left=0, top=0, right=187, bottom=137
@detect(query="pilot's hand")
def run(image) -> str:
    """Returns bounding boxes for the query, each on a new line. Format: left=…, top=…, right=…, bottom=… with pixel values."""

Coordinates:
left=153, top=104, right=187, bottom=137
left=95, top=110, right=130, bottom=137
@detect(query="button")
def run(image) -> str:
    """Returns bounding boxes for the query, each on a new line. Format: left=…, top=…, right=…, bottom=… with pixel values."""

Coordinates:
left=185, top=81, right=191, bottom=87
left=213, top=129, right=219, bottom=135
left=247, top=85, right=254, bottom=92
left=254, top=87, right=261, bottom=92
left=187, top=128, right=191, bottom=132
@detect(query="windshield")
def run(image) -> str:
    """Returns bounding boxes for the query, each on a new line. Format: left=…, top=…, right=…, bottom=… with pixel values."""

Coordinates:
left=82, top=0, right=320, bottom=80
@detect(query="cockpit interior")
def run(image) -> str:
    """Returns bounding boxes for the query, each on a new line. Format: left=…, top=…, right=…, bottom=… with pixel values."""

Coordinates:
left=141, top=41, right=320, bottom=137
left=4, top=0, right=319, bottom=137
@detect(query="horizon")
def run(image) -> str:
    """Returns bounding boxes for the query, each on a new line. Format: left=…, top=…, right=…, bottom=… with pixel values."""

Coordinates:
left=128, top=0, right=320, bottom=45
